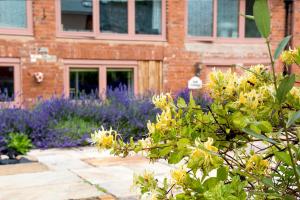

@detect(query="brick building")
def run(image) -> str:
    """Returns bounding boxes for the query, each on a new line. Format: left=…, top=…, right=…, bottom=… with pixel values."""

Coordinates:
left=0, top=0, right=298, bottom=106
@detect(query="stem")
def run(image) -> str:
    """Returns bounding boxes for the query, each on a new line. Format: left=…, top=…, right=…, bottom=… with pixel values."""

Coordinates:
left=266, top=38, right=300, bottom=191
left=283, top=122, right=300, bottom=189
left=207, top=106, right=227, bottom=134
left=266, top=40, right=278, bottom=90
left=166, top=184, right=176, bottom=195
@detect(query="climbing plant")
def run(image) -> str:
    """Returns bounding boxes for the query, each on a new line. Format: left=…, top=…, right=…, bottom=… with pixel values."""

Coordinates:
left=92, top=0, right=300, bottom=199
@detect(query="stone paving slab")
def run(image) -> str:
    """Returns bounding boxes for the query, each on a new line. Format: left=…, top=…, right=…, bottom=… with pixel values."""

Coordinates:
left=28, top=147, right=111, bottom=160
left=82, top=155, right=149, bottom=167
left=72, top=166, right=135, bottom=185
left=37, top=154, right=92, bottom=171
left=83, top=156, right=173, bottom=176
left=0, top=147, right=172, bottom=200
left=72, top=166, right=137, bottom=198
left=0, top=162, right=48, bottom=176
left=0, top=171, right=82, bottom=189
left=0, top=182, right=103, bottom=200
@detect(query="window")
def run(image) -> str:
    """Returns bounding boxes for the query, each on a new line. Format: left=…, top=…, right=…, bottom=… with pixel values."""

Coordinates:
left=58, top=0, right=166, bottom=40
left=217, top=0, right=239, bottom=38
left=69, top=68, right=99, bottom=98
left=100, top=0, right=128, bottom=33
left=0, top=0, right=32, bottom=35
left=188, top=0, right=213, bottom=37
left=187, top=0, right=261, bottom=40
left=64, top=60, right=138, bottom=98
left=135, top=0, right=162, bottom=35
left=0, top=67, right=14, bottom=101
left=245, top=0, right=260, bottom=38
left=107, top=69, right=133, bottom=91
left=61, top=0, right=93, bottom=32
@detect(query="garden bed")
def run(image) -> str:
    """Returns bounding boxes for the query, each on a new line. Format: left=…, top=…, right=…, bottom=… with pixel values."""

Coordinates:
left=0, top=88, right=210, bottom=160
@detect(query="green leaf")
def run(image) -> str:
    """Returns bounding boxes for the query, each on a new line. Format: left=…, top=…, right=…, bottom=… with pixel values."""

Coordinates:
left=177, top=138, right=190, bottom=150
left=253, top=0, right=271, bottom=38
left=257, top=121, right=273, bottom=133
left=189, top=92, right=196, bottom=107
left=261, top=177, right=274, bottom=187
left=159, top=146, right=173, bottom=157
left=295, top=49, right=300, bottom=65
left=152, top=131, right=161, bottom=143
left=276, top=74, right=296, bottom=104
left=203, top=177, right=219, bottom=190
left=217, top=166, right=228, bottom=181
left=177, top=97, right=187, bottom=108
left=250, top=124, right=261, bottom=134
left=286, top=110, right=300, bottom=128
left=243, top=128, right=279, bottom=144
left=168, top=150, right=185, bottom=164
left=274, top=151, right=292, bottom=166
left=274, top=35, right=292, bottom=60
left=232, top=112, right=248, bottom=129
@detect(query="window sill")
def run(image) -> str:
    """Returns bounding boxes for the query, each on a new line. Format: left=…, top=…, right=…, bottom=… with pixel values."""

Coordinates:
left=186, top=37, right=265, bottom=44
left=0, top=28, right=33, bottom=36
left=56, top=31, right=167, bottom=42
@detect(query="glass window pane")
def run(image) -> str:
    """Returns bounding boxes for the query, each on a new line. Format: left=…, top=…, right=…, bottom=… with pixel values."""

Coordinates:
left=0, top=67, right=14, bottom=102
left=0, top=0, right=26, bottom=28
left=107, top=69, right=133, bottom=92
left=61, top=0, right=93, bottom=32
left=217, top=0, right=239, bottom=38
left=245, top=0, right=261, bottom=38
left=135, top=0, right=162, bottom=35
left=70, top=69, right=99, bottom=99
left=100, top=0, right=128, bottom=33
left=188, top=0, right=213, bottom=37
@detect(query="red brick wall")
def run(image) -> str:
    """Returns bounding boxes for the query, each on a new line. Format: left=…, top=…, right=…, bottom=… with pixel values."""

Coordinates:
left=292, top=0, right=300, bottom=76
left=0, top=0, right=295, bottom=104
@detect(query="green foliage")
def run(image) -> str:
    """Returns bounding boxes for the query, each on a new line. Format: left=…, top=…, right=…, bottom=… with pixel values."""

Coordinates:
left=276, top=74, right=295, bottom=104
left=253, top=0, right=270, bottom=38
left=274, top=35, right=292, bottom=60
left=92, top=0, right=300, bottom=199
left=7, top=133, right=33, bottom=157
left=51, top=116, right=99, bottom=141
left=287, top=110, right=300, bottom=128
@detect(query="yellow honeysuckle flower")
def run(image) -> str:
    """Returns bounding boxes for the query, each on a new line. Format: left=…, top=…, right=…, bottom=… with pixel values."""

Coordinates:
left=142, top=171, right=155, bottom=182
left=203, top=137, right=218, bottom=152
left=237, top=89, right=263, bottom=110
left=208, top=69, right=238, bottom=101
left=245, top=154, right=269, bottom=175
left=152, top=93, right=172, bottom=110
left=171, top=167, right=187, bottom=185
left=238, top=92, right=247, bottom=105
left=151, top=108, right=176, bottom=134
left=290, top=87, right=300, bottom=99
left=139, top=138, right=152, bottom=149
left=190, top=138, right=222, bottom=173
left=147, top=121, right=156, bottom=135
left=91, top=126, right=116, bottom=149
left=281, top=50, right=295, bottom=65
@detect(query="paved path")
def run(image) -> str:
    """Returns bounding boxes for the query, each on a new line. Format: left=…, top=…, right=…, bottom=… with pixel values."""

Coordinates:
left=0, top=147, right=173, bottom=200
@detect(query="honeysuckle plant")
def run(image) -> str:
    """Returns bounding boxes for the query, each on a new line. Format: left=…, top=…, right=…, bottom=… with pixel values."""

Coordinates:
left=92, top=0, right=300, bottom=199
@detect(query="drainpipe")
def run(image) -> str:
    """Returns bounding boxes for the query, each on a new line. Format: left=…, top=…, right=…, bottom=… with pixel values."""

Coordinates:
left=283, top=0, right=294, bottom=75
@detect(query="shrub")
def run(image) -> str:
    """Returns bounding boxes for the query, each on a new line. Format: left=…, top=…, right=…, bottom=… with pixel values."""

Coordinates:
left=6, top=133, right=33, bottom=158
left=92, top=1, right=300, bottom=199
left=0, top=87, right=211, bottom=158
left=27, top=88, right=158, bottom=147
left=0, top=108, right=31, bottom=156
